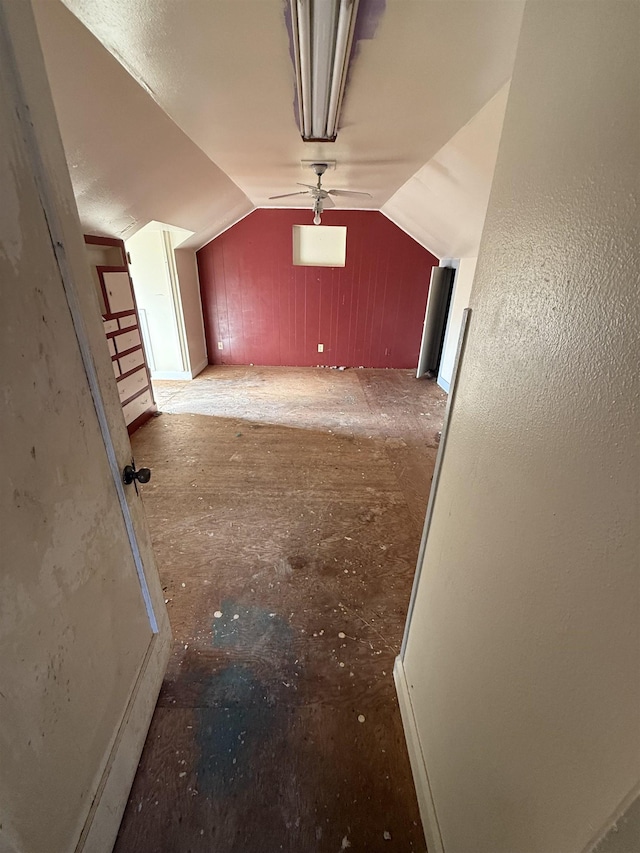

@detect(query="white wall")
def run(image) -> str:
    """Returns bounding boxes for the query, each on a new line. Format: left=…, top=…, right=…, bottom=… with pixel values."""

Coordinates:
left=126, top=229, right=208, bottom=380
left=127, top=229, right=186, bottom=377
left=399, top=2, right=640, bottom=852
left=437, top=258, right=477, bottom=391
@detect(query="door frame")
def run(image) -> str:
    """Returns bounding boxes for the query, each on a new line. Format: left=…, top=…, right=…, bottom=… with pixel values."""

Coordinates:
left=416, top=264, right=456, bottom=379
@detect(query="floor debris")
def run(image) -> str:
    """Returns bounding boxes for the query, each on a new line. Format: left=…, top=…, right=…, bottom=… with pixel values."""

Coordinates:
left=115, top=366, right=446, bottom=853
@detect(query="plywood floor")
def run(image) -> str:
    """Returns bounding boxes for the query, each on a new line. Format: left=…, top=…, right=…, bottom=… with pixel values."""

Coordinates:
left=115, top=366, right=446, bottom=853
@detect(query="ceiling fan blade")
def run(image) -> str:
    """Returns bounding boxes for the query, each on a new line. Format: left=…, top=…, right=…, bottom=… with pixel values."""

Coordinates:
left=321, top=196, right=335, bottom=209
left=268, top=191, right=310, bottom=200
left=296, top=183, right=318, bottom=190
left=327, top=189, right=373, bottom=198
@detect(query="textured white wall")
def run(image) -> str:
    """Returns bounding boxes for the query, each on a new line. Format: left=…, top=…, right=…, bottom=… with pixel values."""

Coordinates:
left=402, top=2, right=640, bottom=852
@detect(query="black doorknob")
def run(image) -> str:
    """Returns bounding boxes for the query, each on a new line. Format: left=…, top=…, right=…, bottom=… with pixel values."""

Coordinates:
left=123, top=463, right=151, bottom=485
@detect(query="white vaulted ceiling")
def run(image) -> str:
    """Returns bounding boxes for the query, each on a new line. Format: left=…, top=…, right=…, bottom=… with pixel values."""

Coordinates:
left=382, top=84, right=510, bottom=259
left=33, top=0, right=525, bottom=255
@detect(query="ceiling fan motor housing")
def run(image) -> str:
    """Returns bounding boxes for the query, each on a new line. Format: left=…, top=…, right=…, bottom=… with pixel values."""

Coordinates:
left=267, top=160, right=370, bottom=222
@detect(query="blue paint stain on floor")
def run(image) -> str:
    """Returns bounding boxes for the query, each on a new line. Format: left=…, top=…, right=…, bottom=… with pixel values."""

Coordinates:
left=195, top=663, right=276, bottom=798
left=195, top=601, right=298, bottom=799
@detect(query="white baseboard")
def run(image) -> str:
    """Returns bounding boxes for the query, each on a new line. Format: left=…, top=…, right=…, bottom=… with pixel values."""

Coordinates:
left=150, top=369, right=193, bottom=380
left=151, top=359, right=209, bottom=381
left=78, top=630, right=171, bottom=853
left=394, top=656, right=445, bottom=853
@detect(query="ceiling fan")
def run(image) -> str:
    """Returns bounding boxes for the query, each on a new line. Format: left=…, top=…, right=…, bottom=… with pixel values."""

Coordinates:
left=269, top=162, right=372, bottom=225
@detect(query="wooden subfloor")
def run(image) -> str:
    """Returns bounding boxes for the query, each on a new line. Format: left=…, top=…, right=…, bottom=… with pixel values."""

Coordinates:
left=115, top=366, right=446, bottom=853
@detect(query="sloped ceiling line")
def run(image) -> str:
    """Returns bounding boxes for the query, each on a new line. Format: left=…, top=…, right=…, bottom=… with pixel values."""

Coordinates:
left=36, top=0, right=523, bottom=249
left=382, top=85, right=511, bottom=259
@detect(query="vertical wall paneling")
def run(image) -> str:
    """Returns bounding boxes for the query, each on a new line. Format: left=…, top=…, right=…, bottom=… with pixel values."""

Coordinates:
left=197, top=210, right=439, bottom=369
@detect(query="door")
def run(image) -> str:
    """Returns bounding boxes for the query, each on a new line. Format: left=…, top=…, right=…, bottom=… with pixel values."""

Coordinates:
left=0, top=4, right=170, bottom=852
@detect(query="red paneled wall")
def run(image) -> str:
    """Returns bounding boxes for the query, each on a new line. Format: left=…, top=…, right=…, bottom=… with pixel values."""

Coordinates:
left=197, top=209, right=438, bottom=368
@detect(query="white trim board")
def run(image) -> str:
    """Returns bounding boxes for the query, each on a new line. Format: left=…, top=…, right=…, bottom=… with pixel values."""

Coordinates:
left=151, top=370, right=195, bottom=381
left=396, top=310, right=471, bottom=853
left=76, top=632, right=171, bottom=853
left=401, top=309, right=471, bottom=658
left=151, top=357, right=208, bottom=381
left=394, top=657, right=445, bottom=853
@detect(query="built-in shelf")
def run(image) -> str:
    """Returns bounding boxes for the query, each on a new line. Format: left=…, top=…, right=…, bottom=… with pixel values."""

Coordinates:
left=85, top=235, right=156, bottom=434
